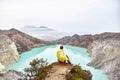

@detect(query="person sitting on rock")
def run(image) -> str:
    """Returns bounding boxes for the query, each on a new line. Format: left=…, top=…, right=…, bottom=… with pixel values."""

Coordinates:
left=57, top=45, right=71, bottom=64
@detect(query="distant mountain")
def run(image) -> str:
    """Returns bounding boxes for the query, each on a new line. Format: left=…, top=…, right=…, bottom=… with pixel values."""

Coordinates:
left=53, top=32, right=120, bottom=48
left=21, top=26, right=55, bottom=32
left=53, top=34, right=94, bottom=48
left=0, top=28, right=47, bottom=53
left=20, top=26, right=70, bottom=41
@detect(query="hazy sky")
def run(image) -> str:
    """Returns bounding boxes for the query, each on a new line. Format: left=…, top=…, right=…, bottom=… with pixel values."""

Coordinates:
left=0, top=0, right=120, bottom=34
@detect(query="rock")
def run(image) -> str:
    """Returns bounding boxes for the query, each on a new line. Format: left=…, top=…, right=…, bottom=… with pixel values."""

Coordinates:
left=0, top=28, right=48, bottom=53
left=45, top=62, right=92, bottom=80
left=87, top=40, right=120, bottom=80
left=45, top=62, right=73, bottom=80
left=0, top=73, right=4, bottom=80
left=84, top=70, right=92, bottom=80
left=0, top=63, right=5, bottom=73
left=0, top=35, right=19, bottom=72
left=66, top=65, right=92, bottom=80
left=53, top=32, right=120, bottom=48
left=0, top=70, right=26, bottom=80
left=53, top=34, right=94, bottom=48
left=52, top=36, right=71, bottom=45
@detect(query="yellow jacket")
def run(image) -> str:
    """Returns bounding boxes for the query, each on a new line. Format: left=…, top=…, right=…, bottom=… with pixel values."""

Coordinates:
left=57, top=49, right=68, bottom=62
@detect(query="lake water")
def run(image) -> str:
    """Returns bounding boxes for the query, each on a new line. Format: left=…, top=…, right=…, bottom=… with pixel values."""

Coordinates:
left=7, top=45, right=108, bottom=80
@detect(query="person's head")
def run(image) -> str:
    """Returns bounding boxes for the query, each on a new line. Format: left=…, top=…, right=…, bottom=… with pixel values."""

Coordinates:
left=60, top=45, right=63, bottom=49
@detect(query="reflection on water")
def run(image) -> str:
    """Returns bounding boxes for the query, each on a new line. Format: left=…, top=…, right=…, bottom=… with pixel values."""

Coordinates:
left=7, top=45, right=108, bottom=80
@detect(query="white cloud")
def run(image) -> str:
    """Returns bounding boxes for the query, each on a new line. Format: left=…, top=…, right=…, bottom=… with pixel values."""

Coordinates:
left=0, top=0, right=119, bottom=33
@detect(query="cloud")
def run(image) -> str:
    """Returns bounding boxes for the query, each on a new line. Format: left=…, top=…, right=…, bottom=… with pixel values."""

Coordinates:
left=0, top=0, right=119, bottom=33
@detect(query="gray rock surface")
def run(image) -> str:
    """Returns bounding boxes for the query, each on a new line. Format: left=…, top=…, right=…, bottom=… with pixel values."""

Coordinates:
left=0, top=70, right=26, bottom=80
left=87, top=40, right=120, bottom=80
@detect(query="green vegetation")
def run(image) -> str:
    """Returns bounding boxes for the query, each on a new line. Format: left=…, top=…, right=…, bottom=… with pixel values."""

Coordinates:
left=66, top=65, right=90, bottom=80
left=24, top=58, right=91, bottom=80
left=24, top=58, right=51, bottom=80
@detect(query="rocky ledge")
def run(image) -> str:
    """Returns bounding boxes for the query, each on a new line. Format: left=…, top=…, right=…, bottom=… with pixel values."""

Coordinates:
left=46, top=62, right=92, bottom=80
left=45, top=62, right=73, bottom=80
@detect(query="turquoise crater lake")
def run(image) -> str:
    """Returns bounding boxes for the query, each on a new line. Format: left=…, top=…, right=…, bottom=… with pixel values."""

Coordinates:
left=7, top=45, right=108, bottom=80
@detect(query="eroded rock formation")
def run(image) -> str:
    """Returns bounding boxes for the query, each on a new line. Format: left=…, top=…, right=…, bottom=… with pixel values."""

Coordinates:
left=0, top=35, right=19, bottom=72
left=0, top=28, right=48, bottom=53
left=0, top=70, right=25, bottom=80
left=87, top=40, right=120, bottom=80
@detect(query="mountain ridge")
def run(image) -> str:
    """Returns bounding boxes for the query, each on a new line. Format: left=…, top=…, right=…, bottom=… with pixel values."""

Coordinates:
left=0, top=28, right=48, bottom=53
left=53, top=32, right=120, bottom=48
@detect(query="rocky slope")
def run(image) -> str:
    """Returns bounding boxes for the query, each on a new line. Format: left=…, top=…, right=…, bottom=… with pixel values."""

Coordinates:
left=54, top=32, right=120, bottom=80
left=53, top=34, right=94, bottom=48
left=0, top=35, right=19, bottom=73
left=0, top=70, right=25, bottom=80
left=0, top=28, right=47, bottom=53
left=87, top=40, right=120, bottom=80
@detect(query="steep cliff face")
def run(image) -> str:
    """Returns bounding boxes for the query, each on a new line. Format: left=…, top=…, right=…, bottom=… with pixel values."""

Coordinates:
left=87, top=40, right=120, bottom=80
left=0, top=28, right=47, bottom=53
left=0, top=35, right=19, bottom=72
